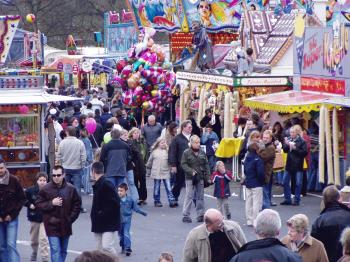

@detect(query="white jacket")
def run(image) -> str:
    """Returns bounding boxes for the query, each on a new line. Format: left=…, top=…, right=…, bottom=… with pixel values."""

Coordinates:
left=146, top=148, right=170, bottom=179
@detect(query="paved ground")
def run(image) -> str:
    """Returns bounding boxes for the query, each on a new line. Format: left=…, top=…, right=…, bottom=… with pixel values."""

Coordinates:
left=17, top=179, right=322, bottom=262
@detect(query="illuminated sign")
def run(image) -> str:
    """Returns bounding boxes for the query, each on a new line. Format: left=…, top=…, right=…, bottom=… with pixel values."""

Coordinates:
left=300, top=77, right=345, bottom=95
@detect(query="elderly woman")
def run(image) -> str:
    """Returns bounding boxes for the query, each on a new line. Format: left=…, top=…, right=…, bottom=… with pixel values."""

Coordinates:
left=281, top=214, right=328, bottom=262
left=338, top=227, right=350, bottom=262
left=181, top=135, right=211, bottom=223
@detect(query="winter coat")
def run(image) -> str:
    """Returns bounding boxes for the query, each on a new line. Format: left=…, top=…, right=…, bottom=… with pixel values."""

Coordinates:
left=283, top=135, right=307, bottom=173
left=57, top=136, right=87, bottom=170
left=258, top=142, right=276, bottom=184
left=36, top=179, right=81, bottom=238
left=89, top=122, right=104, bottom=148
left=100, top=112, right=113, bottom=129
left=200, top=114, right=222, bottom=140
left=183, top=220, right=247, bottom=262
left=141, top=123, right=163, bottom=148
left=201, top=131, right=219, bottom=156
left=146, top=148, right=170, bottom=179
left=181, top=148, right=211, bottom=181
left=231, top=238, right=302, bottom=262
left=90, top=176, right=120, bottom=233
left=243, top=152, right=265, bottom=189
left=281, top=235, right=329, bottom=262
left=210, top=171, right=232, bottom=198
left=0, top=172, right=25, bottom=220
left=120, top=195, right=147, bottom=223
left=311, top=202, right=350, bottom=262
left=129, top=139, right=146, bottom=178
left=99, top=138, right=130, bottom=177
left=168, top=133, right=189, bottom=169
left=25, top=185, right=44, bottom=223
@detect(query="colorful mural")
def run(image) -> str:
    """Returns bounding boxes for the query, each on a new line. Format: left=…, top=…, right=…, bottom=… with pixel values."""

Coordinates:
left=128, top=0, right=243, bottom=33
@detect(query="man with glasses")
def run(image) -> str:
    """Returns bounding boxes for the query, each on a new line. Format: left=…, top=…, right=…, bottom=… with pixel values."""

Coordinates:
left=0, top=159, right=25, bottom=262
left=183, top=208, right=246, bottom=262
left=36, top=165, right=81, bottom=262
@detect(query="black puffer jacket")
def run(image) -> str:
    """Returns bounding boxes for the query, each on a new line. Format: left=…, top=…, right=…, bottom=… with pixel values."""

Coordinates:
left=91, top=176, right=120, bottom=233
left=283, top=135, right=307, bottom=173
left=311, top=202, right=350, bottom=262
left=25, top=185, right=43, bottom=223
left=231, top=238, right=302, bottom=262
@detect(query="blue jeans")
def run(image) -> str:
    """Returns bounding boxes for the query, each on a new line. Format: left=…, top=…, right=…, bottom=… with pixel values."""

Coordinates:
left=65, top=168, right=83, bottom=197
left=283, top=170, right=303, bottom=204
left=126, top=170, right=139, bottom=202
left=48, top=236, right=69, bottom=262
left=208, top=155, right=217, bottom=173
left=153, top=179, right=175, bottom=204
left=276, top=171, right=284, bottom=185
left=307, top=152, right=322, bottom=191
left=0, top=217, right=20, bottom=262
left=119, top=221, right=131, bottom=250
left=262, top=178, right=272, bottom=209
left=106, top=176, right=126, bottom=188
left=82, top=165, right=92, bottom=194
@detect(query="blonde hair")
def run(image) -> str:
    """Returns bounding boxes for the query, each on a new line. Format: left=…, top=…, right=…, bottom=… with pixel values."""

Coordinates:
left=286, top=214, right=309, bottom=235
left=263, top=129, right=273, bottom=138
left=290, top=125, right=302, bottom=135
left=128, top=127, right=140, bottom=139
left=151, top=137, right=168, bottom=152
left=215, top=161, right=225, bottom=171
left=120, top=129, right=128, bottom=136
left=340, top=227, right=350, bottom=255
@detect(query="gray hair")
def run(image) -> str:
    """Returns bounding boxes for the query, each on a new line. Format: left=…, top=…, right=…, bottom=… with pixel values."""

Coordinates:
left=180, top=120, right=192, bottom=131
left=254, top=209, right=281, bottom=238
left=190, top=135, right=200, bottom=145
left=148, top=115, right=156, bottom=121
left=111, top=128, right=121, bottom=139
left=286, top=214, right=309, bottom=236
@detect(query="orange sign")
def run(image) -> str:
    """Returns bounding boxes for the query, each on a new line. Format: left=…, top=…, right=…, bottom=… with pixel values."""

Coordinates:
left=300, top=77, right=345, bottom=95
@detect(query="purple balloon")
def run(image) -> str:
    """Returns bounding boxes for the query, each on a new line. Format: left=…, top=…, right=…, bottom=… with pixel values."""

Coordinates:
left=85, top=118, right=97, bottom=135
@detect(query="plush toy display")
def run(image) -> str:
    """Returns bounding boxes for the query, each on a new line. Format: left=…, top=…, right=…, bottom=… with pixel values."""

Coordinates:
left=111, top=27, right=176, bottom=113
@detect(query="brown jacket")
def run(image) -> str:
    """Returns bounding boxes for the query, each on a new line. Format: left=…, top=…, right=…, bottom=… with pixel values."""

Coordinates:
left=36, top=179, right=81, bottom=238
left=281, top=235, right=329, bottom=262
left=0, top=171, right=25, bottom=220
left=258, top=143, right=276, bottom=184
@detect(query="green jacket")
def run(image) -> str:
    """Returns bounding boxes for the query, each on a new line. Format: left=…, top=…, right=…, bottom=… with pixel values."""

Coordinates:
left=181, top=148, right=211, bottom=180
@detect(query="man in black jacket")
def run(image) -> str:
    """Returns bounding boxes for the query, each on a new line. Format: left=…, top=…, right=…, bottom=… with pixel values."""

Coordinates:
left=90, top=162, right=120, bottom=255
left=169, top=120, right=192, bottom=205
left=99, top=128, right=130, bottom=187
left=0, top=159, right=25, bottom=262
left=231, top=209, right=302, bottom=262
left=311, top=185, right=350, bottom=262
left=281, top=125, right=307, bottom=206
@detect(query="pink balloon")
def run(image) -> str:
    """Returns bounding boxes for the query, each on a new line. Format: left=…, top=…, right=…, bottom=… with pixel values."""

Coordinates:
left=85, top=118, right=97, bottom=135
left=18, top=105, right=29, bottom=114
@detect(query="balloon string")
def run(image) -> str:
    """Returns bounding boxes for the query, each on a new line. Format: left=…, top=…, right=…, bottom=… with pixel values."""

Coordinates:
left=90, top=134, right=98, bottom=148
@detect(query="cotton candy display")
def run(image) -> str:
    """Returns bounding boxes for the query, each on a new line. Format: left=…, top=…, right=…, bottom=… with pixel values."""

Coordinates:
left=110, top=27, right=175, bottom=113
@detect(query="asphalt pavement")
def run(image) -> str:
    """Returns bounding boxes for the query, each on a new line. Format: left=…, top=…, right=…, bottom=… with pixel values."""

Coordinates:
left=17, top=179, right=322, bottom=262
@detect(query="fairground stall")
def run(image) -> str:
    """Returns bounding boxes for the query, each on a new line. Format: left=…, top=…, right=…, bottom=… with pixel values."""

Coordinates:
left=0, top=75, right=79, bottom=187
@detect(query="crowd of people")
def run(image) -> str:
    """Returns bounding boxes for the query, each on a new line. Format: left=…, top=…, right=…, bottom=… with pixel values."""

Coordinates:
left=0, top=84, right=348, bottom=262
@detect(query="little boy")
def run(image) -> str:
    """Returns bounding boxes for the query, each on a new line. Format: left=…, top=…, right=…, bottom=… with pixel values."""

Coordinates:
left=201, top=124, right=219, bottom=173
left=118, top=183, right=147, bottom=256
left=210, top=161, right=233, bottom=219
left=25, top=172, right=49, bottom=262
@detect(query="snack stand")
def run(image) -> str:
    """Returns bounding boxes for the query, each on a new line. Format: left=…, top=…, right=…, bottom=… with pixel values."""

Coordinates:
left=0, top=75, right=79, bottom=187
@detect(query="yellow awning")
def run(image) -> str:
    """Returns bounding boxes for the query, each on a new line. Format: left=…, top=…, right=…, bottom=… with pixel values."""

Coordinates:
left=244, top=91, right=339, bottom=113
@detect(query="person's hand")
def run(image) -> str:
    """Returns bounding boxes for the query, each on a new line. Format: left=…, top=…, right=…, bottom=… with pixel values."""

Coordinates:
left=284, top=137, right=289, bottom=143
left=171, top=167, right=177, bottom=174
left=52, top=197, right=63, bottom=206
left=30, top=204, right=35, bottom=210
left=4, top=215, right=11, bottom=222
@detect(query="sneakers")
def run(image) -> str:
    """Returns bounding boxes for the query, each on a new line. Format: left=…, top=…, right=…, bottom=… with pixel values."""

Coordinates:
left=126, top=248, right=132, bottom=256
left=169, top=202, right=177, bottom=208
left=197, top=216, right=204, bottom=223
left=280, top=200, right=292, bottom=205
left=80, top=208, right=87, bottom=213
left=154, top=202, right=163, bottom=207
left=182, top=216, right=192, bottom=223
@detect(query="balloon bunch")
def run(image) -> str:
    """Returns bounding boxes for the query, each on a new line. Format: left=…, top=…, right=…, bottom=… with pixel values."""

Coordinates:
left=111, top=27, right=176, bottom=113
